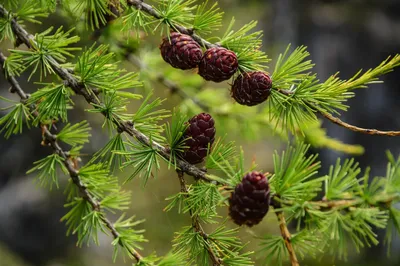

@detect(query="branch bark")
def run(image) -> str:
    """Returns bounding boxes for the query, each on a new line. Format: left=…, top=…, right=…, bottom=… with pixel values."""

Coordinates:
left=126, top=0, right=217, bottom=49
left=177, top=171, right=222, bottom=266
left=273, top=194, right=399, bottom=211
left=275, top=210, right=299, bottom=266
left=0, top=51, right=143, bottom=263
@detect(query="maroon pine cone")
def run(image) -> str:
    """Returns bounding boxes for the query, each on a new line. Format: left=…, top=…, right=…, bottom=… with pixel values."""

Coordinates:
left=160, top=32, right=203, bottom=70
left=198, top=47, right=238, bottom=82
left=181, top=113, right=216, bottom=164
left=231, top=71, right=272, bottom=106
left=229, top=171, right=271, bottom=226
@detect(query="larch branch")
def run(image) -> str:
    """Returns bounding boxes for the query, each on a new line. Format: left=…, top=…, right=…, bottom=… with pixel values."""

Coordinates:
left=0, top=51, right=143, bottom=263
left=272, top=194, right=399, bottom=211
left=0, top=4, right=213, bottom=184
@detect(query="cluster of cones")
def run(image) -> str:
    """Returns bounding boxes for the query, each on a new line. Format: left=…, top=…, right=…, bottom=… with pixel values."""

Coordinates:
left=162, top=32, right=274, bottom=227
left=179, top=112, right=271, bottom=227
left=160, top=32, right=273, bottom=107
left=160, top=32, right=273, bottom=227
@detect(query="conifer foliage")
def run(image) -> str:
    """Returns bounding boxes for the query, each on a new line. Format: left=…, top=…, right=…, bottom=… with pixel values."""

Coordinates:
left=1, top=1, right=400, bottom=266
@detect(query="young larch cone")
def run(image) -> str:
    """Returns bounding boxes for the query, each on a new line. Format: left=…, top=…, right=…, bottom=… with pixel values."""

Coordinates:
left=181, top=113, right=216, bottom=164
left=198, top=47, right=238, bottom=82
left=159, top=32, right=203, bottom=70
left=231, top=71, right=272, bottom=106
left=229, top=171, right=271, bottom=226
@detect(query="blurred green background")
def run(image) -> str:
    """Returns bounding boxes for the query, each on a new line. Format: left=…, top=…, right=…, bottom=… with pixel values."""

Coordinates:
left=1, top=0, right=400, bottom=265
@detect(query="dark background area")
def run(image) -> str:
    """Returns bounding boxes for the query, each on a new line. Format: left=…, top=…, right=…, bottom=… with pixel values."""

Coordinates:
left=0, top=0, right=400, bottom=265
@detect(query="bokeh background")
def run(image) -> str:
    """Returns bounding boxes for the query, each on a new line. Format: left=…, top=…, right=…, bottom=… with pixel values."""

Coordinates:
left=1, top=0, right=400, bottom=265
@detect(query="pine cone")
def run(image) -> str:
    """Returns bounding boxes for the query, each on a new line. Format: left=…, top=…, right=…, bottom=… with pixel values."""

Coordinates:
left=181, top=113, right=216, bottom=164
left=160, top=32, right=203, bottom=70
left=229, top=171, right=271, bottom=226
left=231, top=71, right=272, bottom=106
left=198, top=47, right=238, bottom=82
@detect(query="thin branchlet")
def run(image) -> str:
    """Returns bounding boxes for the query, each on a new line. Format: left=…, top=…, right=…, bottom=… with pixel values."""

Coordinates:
left=272, top=194, right=400, bottom=211
left=126, top=0, right=217, bottom=49
left=278, top=89, right=400, bottom=136
left=0, top=51, right=143, bottom=263
left=177, top=171, right=222, bottom=266
left=271, top=198, right=299, bottom=266
left=320, top=111, right=400, bottom=137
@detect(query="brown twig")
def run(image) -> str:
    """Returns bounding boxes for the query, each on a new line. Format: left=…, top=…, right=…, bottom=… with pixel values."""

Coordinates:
left=320, top=111, right=400, bottom=137
left=0, top=51, right=143, bottom=263
left=271, top=195, right=360, bottom=211
left=177, top=171, right=222, bottom=266
left=0, top=4, right=213, bottom=184
left=276, top=211, right=299, bottom=266
left=271, top=199, right=299, bottom=266
left=6, top=2, right=399, bottom=263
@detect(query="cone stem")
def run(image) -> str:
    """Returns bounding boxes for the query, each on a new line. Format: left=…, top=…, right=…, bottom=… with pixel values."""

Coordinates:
left=273, top=199, right=300, bottom=266
left=276, top=211, right=299, bottom=266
